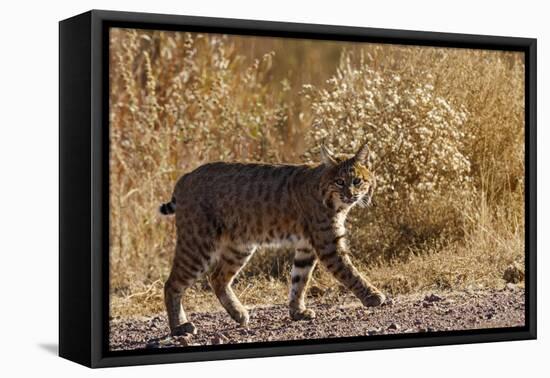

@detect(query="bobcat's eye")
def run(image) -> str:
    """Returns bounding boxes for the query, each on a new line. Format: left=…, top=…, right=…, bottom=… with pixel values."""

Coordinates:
left=352, top=177, right=362, bottom=186
left=335, top=179, right=345, bottom=187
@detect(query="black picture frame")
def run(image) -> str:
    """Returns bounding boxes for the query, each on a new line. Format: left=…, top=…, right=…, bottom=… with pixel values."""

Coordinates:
left=59, top=9, right=537, bottom=368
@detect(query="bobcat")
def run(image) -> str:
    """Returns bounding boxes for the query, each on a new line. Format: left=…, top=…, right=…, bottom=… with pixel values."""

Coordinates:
left=159, top=142, right=386, bottom=336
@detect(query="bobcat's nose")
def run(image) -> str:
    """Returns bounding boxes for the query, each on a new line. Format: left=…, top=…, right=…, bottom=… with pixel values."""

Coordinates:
left=341, top=195, right=357, bottom=204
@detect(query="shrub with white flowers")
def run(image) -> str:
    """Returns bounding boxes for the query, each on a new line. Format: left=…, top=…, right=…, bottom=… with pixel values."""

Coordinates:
left=303, top=51, right=474, bottom=259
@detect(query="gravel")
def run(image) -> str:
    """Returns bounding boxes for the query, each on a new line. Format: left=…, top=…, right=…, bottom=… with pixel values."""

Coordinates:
left=110, top=288, right=525, bottom=351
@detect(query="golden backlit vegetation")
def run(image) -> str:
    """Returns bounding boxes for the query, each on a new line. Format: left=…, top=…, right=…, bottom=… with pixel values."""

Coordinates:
left=109, top=28, right=524, bottom=318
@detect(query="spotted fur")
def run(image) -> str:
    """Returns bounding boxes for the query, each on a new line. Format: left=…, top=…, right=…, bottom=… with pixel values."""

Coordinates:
left=161, top=142, right=385, bottom=335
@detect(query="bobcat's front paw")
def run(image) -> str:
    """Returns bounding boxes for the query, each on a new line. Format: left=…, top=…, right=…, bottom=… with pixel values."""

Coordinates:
left=290, top=308, right=316, bottom=321
left=362, top=291, right=386, bottom=307
left=230, top=308, right=250, bottom=327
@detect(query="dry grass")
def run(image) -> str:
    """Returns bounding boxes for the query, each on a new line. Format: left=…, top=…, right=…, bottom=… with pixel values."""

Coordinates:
left=109, top=28, right=525, bottom=318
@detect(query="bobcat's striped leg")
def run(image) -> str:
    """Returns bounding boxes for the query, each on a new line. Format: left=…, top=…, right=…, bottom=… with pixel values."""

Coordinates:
left=164, top=273, right=197, bottom=336
left=314, top=232, right=385, bottom=307
left=289, top=248, right=317, bottom=320
left=165, top=241, right=212, bottom=336
left=210, top=246, right=255, bottom=327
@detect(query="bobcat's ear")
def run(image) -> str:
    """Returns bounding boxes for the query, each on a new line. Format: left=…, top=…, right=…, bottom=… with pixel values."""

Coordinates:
left=320, top=144, right=338, bottom=166
left=354, top=141, right=372, bottom=168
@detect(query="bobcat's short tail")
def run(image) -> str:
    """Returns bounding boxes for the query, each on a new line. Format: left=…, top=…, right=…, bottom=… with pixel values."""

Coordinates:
left=159, top=197, right=176, bottom=216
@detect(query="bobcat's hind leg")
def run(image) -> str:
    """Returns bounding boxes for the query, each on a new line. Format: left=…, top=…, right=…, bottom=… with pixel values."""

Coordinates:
left=289, top=248, right=317, bottom=321
left=210, top=246, right=255, bottom=327
left=164, top=272, right=197, bottom=336
left=165, top=241, right=213, bottom=336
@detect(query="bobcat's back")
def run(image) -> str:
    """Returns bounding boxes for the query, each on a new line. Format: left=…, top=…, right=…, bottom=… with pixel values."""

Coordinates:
left=171, top=162, right=323, bottom=247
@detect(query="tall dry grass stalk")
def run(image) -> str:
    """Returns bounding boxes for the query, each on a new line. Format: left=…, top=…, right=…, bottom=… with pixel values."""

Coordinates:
left=109, top=28, right=524, bottom=317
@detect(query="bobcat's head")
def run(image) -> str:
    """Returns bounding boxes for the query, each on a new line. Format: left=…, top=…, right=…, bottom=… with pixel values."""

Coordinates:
left=319, top=142, right=376, bottom=211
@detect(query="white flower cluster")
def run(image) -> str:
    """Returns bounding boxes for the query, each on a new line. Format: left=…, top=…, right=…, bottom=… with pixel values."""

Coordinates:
left=304, top=51, right=473, bottom=206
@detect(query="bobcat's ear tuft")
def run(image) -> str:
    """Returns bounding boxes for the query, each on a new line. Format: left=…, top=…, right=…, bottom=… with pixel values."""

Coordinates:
left=320, top=144, right=338, bottom=166
left=354, top=141, right=372, bottom=168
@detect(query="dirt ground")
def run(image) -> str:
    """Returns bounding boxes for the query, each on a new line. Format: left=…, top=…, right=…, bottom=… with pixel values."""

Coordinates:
left=109, top=285, right=525, bottom=351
